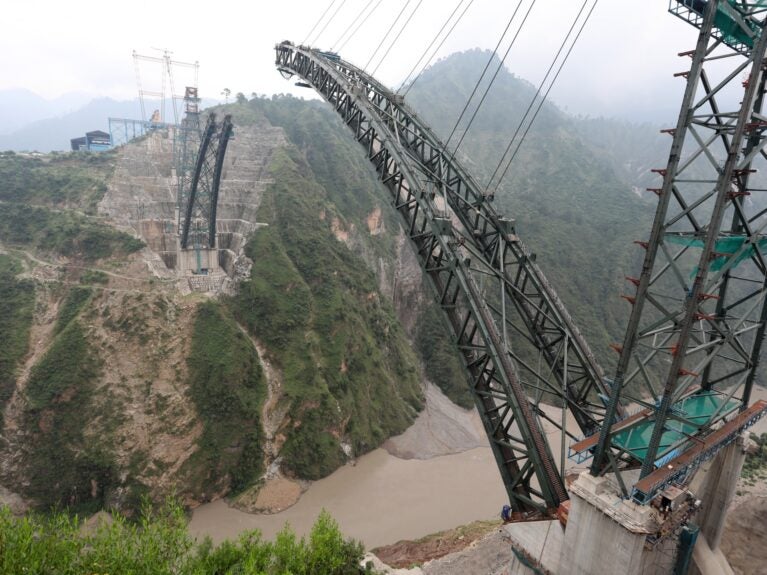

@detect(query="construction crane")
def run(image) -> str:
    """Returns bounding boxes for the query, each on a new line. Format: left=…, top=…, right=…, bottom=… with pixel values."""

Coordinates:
left=132, top=49, right=199, bottom=125
left=274, top=0, right=767, bottom=561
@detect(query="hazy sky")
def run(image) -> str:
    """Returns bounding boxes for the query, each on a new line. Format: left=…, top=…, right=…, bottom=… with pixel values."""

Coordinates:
left=3, top=1, right=695, bottom=121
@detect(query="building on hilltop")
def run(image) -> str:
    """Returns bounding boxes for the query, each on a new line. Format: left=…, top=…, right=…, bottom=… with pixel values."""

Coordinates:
left=70, top=130, right=112, bottom=151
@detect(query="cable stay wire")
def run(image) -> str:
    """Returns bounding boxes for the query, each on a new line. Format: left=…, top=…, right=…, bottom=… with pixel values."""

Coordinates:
left=449, top=0, right=538, bottom=160
left=302, top=0, right=338, bottom=45
left=337, top=0, right=384, bottom=52
left=486, top=0, right=591, bottom=192
left=310, top=0, right=349, bottom=46
left=442, top=1, right=525, bottom=152
left=490, top=0, right=599, bottom=193
left=402, top=0, right=475, bottom=97
left=371, top=0, right=424, bottom=76
left=364, top=0, right=413, bottom=72
left=397, top=0, right=467, bottom=93
left=332, top=0, right=376, bottom=50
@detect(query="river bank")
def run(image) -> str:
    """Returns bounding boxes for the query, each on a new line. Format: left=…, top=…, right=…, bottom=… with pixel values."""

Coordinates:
left=188, top=383, right=506, bottom=547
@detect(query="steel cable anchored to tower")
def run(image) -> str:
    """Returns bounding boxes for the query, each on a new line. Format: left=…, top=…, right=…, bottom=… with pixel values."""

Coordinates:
left=302, top=0, right=338, bottom=45
left=363, top=0, right=414, bottom=71
left=371, top=0, right=424, bottom=76
left=442, top=0, right=529, bottom=154
left=332, top=0, right=376, bottom=50
left=310, top=0, right=349, bottom=46
left=337, top=0, right=384, bottom=52
left=448, top=0, right=538, bottom=160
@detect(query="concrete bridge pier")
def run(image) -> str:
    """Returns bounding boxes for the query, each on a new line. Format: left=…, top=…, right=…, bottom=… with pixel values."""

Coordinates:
left=694, top=434, right=747, bottom=551
left=688, top=433, right=748, bottom=575
left=502, top=433, right=748, bottom=575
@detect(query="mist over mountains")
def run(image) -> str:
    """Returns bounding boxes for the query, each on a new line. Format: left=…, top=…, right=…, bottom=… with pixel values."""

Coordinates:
left=0, top=45, right=681, bottom=154
left=0, top=91, right=219, bottom=153
left=0, top=89, right=92, bottom=134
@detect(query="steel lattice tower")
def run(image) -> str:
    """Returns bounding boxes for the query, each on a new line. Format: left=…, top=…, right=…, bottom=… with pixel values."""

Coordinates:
left=176, top=86, right=202, bottom=230
left=590, top=0, right=767, bottom=500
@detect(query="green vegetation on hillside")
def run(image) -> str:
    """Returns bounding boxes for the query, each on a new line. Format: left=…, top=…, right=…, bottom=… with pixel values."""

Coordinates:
left=0, top=501, right=371, bottom=575
left=0, top=202, right=143, bottom=261
left=406, top=49, right=654, bottom=371
left=415, top=305, right=472, bottom=408
left=182, top=301, right=267, bottom=495
left=220, top=97, right=467, bottom=407
left=23, top=321, right=113, bottom=512
left=0, top=151, right=141, bottom=262
left=54, top=286, right=92, bottom=335
left=0, top=151, right=113, bottom=213
left=0, top=255, right=34, bottom=422
left=232, top=146, right=423, bottom=480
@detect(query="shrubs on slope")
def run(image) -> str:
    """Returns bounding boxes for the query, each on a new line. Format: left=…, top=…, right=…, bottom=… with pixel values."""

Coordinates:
left=231, top=147, right=423, bottom=480
left=0, top=500, right=371, bottom=575
left=0, top=255, right=34, bottom=421
left=182, top=301, right=267, bottom=495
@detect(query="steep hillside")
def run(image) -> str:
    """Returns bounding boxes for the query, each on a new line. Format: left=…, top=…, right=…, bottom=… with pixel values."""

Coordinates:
left=405, top=49, right=657, bottom=369
left=0, top=114, right=424, bottom=513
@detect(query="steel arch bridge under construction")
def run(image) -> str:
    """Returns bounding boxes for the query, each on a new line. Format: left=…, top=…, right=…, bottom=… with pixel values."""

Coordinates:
left=274, top=0, right=767, bottom=526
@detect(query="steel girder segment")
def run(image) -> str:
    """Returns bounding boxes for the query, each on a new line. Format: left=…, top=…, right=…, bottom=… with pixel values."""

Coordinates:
left=592, top=0, right=767, bottom=496
left=274, top=43, right=612, bottom=513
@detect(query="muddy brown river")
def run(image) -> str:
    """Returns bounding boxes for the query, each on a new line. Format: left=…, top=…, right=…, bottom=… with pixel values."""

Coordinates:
left=188, top=446, right=506, bottom=548
left=189, top=386, right=767, bottom=548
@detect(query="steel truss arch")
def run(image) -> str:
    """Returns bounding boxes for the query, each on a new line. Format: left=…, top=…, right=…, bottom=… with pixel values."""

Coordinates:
left=275, top=42, right=617, bottom=514
left=180, top=113, right=234, bottom=249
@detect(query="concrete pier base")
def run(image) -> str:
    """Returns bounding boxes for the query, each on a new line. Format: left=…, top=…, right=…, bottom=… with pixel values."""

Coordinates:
left=501, top=431, right=748, bottom=575
left=557, top=473, right=675, bottom=575
left=694, top=434, right=747, bottom=551
left=690, top=533, right=735, bottom=575
left=178, top=247, right=220, bottom=274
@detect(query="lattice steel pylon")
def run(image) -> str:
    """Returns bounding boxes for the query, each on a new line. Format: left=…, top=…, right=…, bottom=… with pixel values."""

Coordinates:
left=176, top=86, right=202, bottom=229
left=589, top=0, right=767, bottom=501
left=275, top=41, right=617, bottom=516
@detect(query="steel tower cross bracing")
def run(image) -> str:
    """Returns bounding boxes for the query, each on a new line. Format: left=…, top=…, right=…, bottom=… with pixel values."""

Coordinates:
left=176, top=86, right=202, bottom=229
left=589, top=0, right=767, bottom=500
left=275, top=42, right=618, bottom=516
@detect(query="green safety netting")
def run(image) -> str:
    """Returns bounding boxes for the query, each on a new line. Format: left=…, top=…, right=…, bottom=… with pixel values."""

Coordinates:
left=716, top=1, right=763, bottom=48
left=611, top=391, right=740, bottom=465
left=665, top=234, right=767, bottom=275
left=681, top=1, right=766, bottom=48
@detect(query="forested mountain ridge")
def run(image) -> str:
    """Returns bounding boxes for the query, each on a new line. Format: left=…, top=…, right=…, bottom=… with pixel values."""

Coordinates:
left=405, top=49, right=657, bottom=369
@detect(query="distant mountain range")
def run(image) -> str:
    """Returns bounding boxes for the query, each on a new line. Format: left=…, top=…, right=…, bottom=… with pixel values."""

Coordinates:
left=0, top=89, right=93, bottom=135
left=0, top=91, right=220, bottom=153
